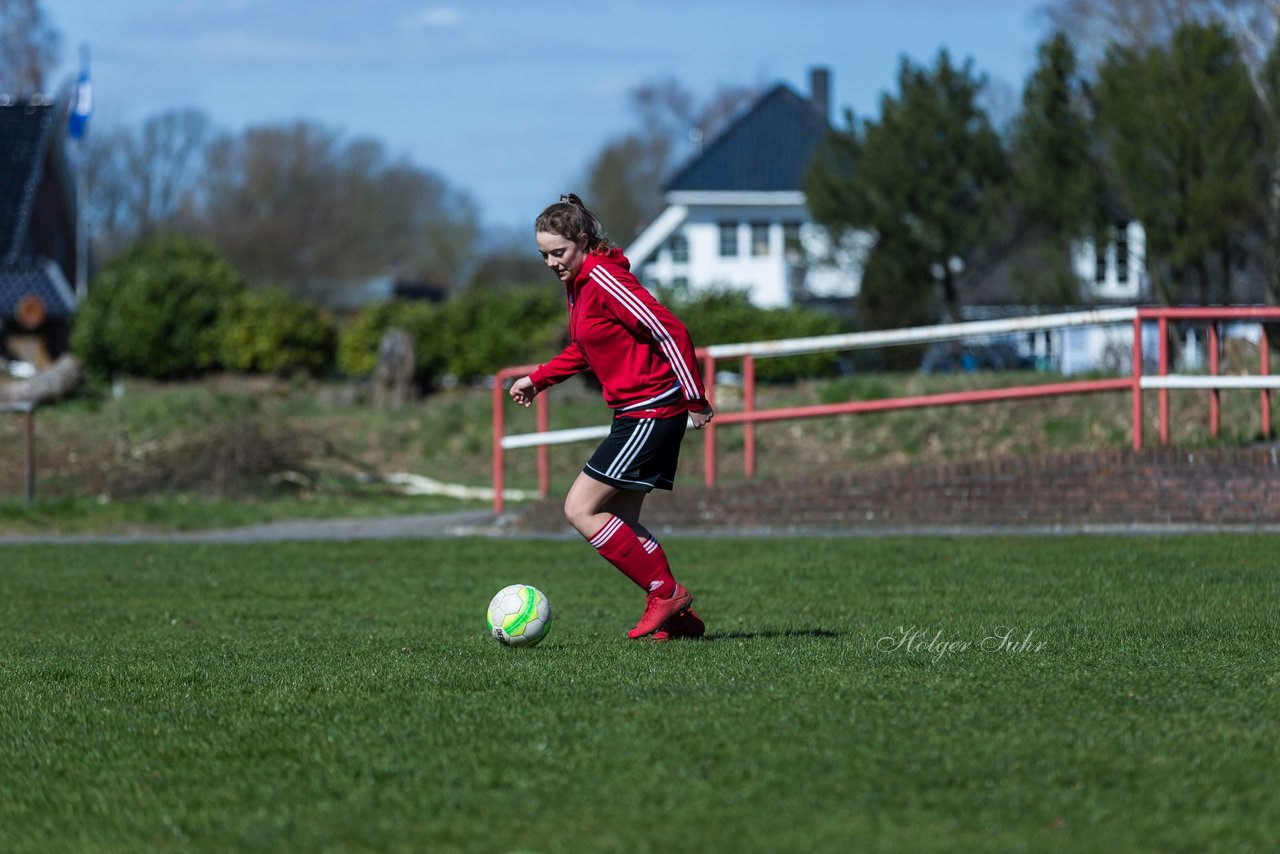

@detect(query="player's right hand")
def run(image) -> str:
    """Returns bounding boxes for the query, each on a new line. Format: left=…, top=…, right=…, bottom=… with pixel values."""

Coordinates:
left=509, top=376, right=537, bottom=407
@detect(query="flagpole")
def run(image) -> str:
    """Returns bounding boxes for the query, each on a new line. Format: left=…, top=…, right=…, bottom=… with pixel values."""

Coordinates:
left=76, top=134, right=88, bottom=299
left=72, top=44, right=91, bottom=300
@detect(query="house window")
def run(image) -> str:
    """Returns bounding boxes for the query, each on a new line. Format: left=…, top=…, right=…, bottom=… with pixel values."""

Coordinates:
left=672, top=276, right=689, bottom=290
left=1092, top=222, right=1131, bottom=288
left=751, top=223, right=770, bottom=257
left=719, top=222, right=739, bottom=257
left=1115, top=223, right=1129, bottom=284
left=782, top=222, right=802, bottom=249
left=669, top=233, right=689, bottom=264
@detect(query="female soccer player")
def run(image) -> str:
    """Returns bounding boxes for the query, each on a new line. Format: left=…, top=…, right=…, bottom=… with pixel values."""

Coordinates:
left=509, top=194, right=713, bottom=641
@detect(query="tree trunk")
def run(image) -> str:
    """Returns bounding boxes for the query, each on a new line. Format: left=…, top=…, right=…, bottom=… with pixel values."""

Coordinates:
left=1220, top=236, right=1233, bottom=305
left=1267, top=149, right=1280, bottom=349
left=372, top=329, right=417, bottom=411
left=941, top=268, right=960, bottom=323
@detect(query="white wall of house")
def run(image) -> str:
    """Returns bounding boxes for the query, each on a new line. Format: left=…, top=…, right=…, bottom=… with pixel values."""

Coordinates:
left=1044, top=221, right=1151, bottom=374
left=629, top=193, right=861, bottom=308
left=1072, top=221, right=1148, bottom=302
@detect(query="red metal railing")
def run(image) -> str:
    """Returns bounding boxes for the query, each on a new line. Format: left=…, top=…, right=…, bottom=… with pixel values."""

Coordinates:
left=491, top=307, right=1280, bottom=514
left=1141, top=306, right=1280, bottom=445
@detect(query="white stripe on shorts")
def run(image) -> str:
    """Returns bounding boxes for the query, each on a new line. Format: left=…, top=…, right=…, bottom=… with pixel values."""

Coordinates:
left=606, top=417, right=654, bottom=480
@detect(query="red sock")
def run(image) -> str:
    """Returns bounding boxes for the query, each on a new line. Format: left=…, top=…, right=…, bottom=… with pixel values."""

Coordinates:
left=639, top=534, right=670, bottom=574
left=588, top=515, right=675, bottom=598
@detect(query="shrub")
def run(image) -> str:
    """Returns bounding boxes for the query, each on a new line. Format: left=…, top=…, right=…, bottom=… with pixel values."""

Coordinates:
left=217, top=288, right=337, bottom=376
left=337, top=302, right=397, bottom=378
left=338, top=287, right=563, bottom=388
left=73, top=237, right=245, bottom=379
left=337, top=300, right=447, bottom=388
left=438, top=287, right=563, bottom=382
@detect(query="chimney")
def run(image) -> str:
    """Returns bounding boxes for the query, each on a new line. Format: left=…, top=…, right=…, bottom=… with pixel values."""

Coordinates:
left=809, top=66, right=831, bottom=123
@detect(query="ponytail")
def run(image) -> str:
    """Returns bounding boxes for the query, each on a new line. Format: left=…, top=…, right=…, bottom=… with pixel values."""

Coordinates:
left=534, top=193, right=612, bottom=252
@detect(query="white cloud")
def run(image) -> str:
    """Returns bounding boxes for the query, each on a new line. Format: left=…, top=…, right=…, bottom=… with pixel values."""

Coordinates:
left=398, top=6, right=463, bottom=30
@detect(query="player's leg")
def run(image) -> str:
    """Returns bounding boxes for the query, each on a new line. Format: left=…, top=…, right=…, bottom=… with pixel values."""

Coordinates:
left=567, top=417, right=692, bottom=637
left=563, top=470, right=624, bottom=540
left=564, top=470, right=683, bottom=601
left=600, top=487, right=650, bottom=537
left=600, top=488, right=704, bottom=641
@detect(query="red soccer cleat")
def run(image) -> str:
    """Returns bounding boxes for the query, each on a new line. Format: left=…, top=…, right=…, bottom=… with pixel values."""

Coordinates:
left=650, top=609, right=705, bottom=642
left=627, top=583, right=693, bottom=639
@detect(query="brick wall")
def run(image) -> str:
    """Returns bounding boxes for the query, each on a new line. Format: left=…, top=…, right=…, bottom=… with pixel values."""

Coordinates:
left=513, top=447, right=1280, bottom=532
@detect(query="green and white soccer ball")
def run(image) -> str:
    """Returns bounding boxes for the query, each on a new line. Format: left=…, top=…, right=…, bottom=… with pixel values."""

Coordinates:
left=486, top=584, right=552, bottom=647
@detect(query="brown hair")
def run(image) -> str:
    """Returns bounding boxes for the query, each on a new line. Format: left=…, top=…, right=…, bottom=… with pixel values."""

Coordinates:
left=534, top=193, right=612, bottom=252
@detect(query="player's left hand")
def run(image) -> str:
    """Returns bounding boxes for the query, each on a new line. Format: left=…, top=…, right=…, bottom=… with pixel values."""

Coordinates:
left=690, top=405, right=714, bottom=430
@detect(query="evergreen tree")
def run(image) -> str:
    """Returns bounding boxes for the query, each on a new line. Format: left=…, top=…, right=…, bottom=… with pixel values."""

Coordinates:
left=1008, top=33, right=1110, bottom=305
left=1259, top=33, right=1280, bottom=310
left=856, top=232, right=939, bottom=368
left=1096, top=22, right=1263, bottom=305
left=805, top=50, right=1008, bottom=323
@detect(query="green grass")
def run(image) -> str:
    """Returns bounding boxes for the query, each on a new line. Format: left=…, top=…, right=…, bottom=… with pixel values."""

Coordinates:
left=1, top=535, right=1277, bottom=851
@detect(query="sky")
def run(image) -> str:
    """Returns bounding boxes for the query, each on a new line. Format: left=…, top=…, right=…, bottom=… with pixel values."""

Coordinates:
left=36, top=0, right=1054, bottom=235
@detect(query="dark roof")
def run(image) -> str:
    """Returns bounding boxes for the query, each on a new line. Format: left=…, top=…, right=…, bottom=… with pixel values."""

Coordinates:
left=665, top=84, right=829, bottom=193
left=0, top=101, right=56, bottom=264
left=0, top=259, right=76, bottom=319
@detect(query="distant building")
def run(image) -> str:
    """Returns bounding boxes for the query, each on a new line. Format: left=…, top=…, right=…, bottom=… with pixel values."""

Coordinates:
left=626, top=68, right=862, bottom=309
left=0, top=97, right=81, bottom=368
left=300, top=275, right=449, bottom=316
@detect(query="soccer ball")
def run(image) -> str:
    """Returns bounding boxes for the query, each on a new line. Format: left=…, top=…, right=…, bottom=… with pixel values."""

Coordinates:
left=486, top=584, right=552, bottom=647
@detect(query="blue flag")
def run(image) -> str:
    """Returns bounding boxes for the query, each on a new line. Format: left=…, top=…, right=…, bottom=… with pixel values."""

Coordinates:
left=68, top=62, right=92, bottom=139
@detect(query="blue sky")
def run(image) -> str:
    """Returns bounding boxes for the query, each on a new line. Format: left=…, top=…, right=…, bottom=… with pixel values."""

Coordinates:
left=38, top=0, right=1053, bottom=233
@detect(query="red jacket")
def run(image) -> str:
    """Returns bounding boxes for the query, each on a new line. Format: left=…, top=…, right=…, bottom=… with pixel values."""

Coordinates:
left=529, top=248, right=708, bottom=417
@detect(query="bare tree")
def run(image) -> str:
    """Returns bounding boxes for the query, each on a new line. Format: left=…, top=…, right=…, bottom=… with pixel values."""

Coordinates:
left=1047, top=0, right=1276, bottom=60
left=87, top=109, right=213, bottom=258
left=632, top=78, right=759, bottom=163
left=199, top=121, right=479, bottom=299
left=202, top=122, right=352, bottom=290
left=584, top=78, right=759, bottom=242
left=0, top=0, right=59, bottom=94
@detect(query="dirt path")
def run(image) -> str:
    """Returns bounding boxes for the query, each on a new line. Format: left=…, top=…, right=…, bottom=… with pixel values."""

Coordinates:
left=0, top=510, right=512, bottom=545
left=2, top=508, right=1270, bottom=545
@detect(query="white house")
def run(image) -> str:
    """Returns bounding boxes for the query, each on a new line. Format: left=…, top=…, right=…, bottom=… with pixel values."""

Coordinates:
left=626, top=68, right=861, bottom=308
left=1052, top=221, right=1150, bottom=373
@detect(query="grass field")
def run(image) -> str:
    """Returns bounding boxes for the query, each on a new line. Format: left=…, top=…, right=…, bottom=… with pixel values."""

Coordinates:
left=1, top=534, right=1277, bottom=852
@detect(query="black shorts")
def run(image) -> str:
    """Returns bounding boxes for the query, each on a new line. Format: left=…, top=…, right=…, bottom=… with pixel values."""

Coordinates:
left=583, top=414, right=687, bottom=492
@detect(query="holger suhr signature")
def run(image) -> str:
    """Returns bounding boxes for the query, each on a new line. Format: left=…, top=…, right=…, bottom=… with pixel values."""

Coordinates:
left=877, top=625, right=1046, bottom=663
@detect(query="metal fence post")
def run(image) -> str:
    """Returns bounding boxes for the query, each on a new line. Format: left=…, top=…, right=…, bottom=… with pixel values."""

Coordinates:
left=1, top=402, right=37, bottom=504
left=24, top=405, right=35, bottom=504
